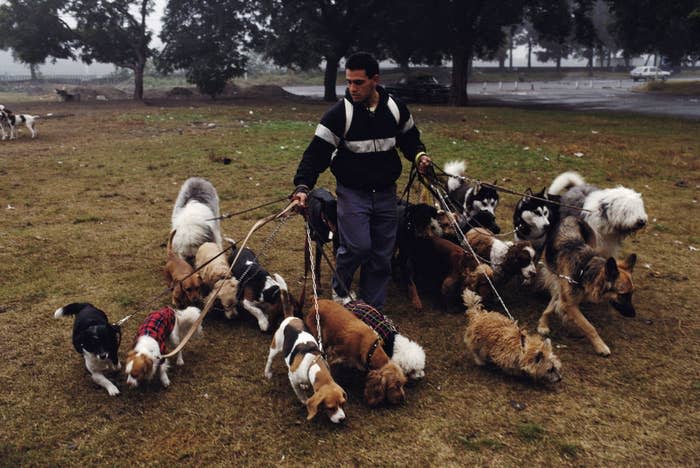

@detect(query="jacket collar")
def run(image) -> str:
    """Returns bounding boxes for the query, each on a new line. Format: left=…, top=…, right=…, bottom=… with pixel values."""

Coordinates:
left=344, top=85, right=388, bottom=109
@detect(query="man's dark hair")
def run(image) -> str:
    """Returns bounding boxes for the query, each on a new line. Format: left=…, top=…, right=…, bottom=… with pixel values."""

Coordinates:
left=345, top=52, right=379, bottom=78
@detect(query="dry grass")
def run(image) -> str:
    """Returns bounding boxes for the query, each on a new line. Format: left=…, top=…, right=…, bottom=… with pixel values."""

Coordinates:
left=0, top=95, right=698, bottom=466
left=639, top=80, right=700, bottom=96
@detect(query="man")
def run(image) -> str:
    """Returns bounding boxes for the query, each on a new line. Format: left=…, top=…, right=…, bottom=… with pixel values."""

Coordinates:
left=291, top=52, right=431, bottom=310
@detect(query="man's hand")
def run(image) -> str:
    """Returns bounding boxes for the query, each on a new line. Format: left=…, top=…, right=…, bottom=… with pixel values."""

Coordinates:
left=417, top=154, right=432, bottom=175
left=290, top=185, right=309, bottom=211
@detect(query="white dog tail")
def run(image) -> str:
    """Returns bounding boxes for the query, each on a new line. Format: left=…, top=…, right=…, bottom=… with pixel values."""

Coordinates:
left=443, top=160, right=466, bottom=192
left=176, top=306, right=204, bottom=337
left=461, top=289, right=483, bottom=315
left=548, top=171, right=585, bottom=196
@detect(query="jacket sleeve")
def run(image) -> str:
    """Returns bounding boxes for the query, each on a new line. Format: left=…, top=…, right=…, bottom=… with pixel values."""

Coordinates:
left=293, top=101, right=346, bottom=189
left=394, top=99, right=426, bottom=163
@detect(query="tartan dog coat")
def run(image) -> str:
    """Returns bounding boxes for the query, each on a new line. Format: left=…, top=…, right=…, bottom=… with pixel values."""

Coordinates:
left=134, top=307, right=176, bottom=354
left=344, top=300, right=398, bottom=357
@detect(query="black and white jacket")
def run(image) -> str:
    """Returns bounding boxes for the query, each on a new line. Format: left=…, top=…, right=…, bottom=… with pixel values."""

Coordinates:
left=294, top=86, right=426, bottom=191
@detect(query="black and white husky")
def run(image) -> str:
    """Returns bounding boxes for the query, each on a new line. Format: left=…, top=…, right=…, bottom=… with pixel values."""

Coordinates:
left=0, top=105, right=38, bottom=140
left=171, top=177, right=223, bottom=264
left=547, top=171, right=647, bottom=256
left=513, top=187, right=561, bottom=253
left=443, top=160, right=500, bottom=234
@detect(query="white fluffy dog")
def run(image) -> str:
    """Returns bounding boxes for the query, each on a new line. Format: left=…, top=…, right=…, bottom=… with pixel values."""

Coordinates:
left=548, top=171, right=647, bottom=256
left=171, top=177, right=223, bottom=263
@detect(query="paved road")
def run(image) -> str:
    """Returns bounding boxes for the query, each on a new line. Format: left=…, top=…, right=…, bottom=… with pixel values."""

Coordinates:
left=284, top=79, right=700, bottom=120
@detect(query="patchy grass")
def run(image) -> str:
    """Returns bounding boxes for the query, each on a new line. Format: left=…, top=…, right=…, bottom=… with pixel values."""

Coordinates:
left=639, top=80, right=700, bottom=95
left=0, top=96, right=698, bottom=465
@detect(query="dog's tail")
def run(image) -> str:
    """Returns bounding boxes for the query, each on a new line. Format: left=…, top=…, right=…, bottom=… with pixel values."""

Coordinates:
left=461, top=289, right=484, bottom=316
left=175, top=306, right=204, bottom=337
left=167, top=229, right=176, bottom=256
left=443, top=160, right=466, bottom=192
left=54, top=302, right=90, bottom=319
left=548, top=171, right=585, bottom=196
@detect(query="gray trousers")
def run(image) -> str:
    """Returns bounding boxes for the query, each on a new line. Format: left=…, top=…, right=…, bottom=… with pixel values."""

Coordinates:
left=332, top=183, right=397, bottom=310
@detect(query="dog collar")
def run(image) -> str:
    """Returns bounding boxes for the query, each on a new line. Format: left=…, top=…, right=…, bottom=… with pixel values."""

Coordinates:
left=365, top=337, right=382, bottom=371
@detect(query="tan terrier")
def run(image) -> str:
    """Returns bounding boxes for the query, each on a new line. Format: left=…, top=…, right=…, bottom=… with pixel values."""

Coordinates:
left=462, top=289, right=562, bottom=383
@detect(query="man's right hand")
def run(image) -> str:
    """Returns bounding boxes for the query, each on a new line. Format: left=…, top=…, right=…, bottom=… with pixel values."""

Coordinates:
left=291, top=191, right=308, bottom=209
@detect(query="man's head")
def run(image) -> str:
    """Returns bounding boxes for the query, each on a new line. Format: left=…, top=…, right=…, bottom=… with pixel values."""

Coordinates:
left=345, top=52, right=379, bottom=104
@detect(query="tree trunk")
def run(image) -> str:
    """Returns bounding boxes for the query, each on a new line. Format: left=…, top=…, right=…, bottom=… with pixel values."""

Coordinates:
left=527, top=37, right=532, bottom=69
left=450, top=47, right=469, bottom=106
left=133, top=61, right=144, bottom=100
left=323, top=55, right=340, bottom=102
left=29, top=64, right=38, bottom=81
left=508, top=30, right=514, bottom=70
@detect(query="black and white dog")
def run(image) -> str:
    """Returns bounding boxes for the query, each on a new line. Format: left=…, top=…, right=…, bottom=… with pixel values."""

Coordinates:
left=443, top=160, right=500, bottom=234
left=547, top=171, right=648, bottom=256
left=306, top=188, right=339, bottom=293
left=171, top=177, right=223, bottom=264
left=0, top=105, right=38, bottom=140
left=54, top=303, right=122, bottom=396
left=513, top=187, right=561, bottom=254
left=231, top=246, right=298, bottom=332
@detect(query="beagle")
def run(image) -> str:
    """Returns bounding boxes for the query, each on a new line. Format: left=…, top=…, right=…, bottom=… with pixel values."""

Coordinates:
left=304, top=299, right=407, bottom=407
left=264, top=317, right=347, bottom=423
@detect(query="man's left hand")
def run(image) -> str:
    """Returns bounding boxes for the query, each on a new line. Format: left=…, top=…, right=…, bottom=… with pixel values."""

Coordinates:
left=417, top=154, right=432, bottom=175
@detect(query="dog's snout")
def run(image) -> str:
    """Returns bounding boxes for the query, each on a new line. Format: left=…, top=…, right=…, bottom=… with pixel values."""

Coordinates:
left=635, top=218, right=647, bottom=229
left=99, top=352, right=109, bottom=360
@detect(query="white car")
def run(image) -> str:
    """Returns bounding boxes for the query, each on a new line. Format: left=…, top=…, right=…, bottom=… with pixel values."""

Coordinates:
left=630, top=66, right=671, bottom=82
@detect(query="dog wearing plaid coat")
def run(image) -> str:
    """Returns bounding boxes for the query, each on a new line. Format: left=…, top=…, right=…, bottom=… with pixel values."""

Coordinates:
left=125, top=306, right=202, bottom=388
left=344, top=301, right=425, bottom=380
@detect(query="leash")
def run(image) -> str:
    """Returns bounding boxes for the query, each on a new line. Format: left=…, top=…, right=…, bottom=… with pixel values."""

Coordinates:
left=162, top=200, right=299, bottom=359
left=304, top=220, right=323, bottom=353
left=206, top=196, right=290, bottom=221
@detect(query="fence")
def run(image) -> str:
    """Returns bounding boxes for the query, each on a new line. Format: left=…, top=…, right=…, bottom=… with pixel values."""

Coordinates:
left=0, top=74, right=123, bottom=85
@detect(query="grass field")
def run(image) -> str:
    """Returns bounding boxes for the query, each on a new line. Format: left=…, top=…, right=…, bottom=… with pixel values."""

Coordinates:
left=0, top=95, right=698, bottom=466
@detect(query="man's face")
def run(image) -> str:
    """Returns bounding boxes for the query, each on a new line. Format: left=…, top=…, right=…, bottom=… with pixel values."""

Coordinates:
left=346, top=69, right=378, bottom=104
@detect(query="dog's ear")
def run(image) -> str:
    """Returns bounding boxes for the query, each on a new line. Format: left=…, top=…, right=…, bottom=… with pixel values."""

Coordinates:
left=306, top=392, right=321, bottom=420
left=621, top=253, right=637, bottom=272
left=605, top=257, right=620, bottom=281
left=522, top=188, right=532, bottom=201
left=364, top=369, right=387, bottom=407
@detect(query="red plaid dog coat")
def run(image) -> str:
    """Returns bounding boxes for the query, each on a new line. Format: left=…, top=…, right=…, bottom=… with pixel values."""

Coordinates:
left=134, top=307, right=176, bottom=354
left=344, top=301, right=397, bottom=357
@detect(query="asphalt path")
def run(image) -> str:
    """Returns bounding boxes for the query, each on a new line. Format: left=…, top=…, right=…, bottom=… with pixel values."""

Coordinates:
left=284, top=78, right=700, bottom=120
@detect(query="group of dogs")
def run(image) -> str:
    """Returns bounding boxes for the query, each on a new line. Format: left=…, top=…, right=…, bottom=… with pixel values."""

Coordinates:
left=0, top=104, right=39, bottom=140
left=54, top=164, right=648, bottom=424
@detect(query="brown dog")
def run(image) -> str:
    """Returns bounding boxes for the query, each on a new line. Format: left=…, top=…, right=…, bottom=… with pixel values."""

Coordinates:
left=410, top=235, right=495, bottom=309
left=195, top=242, right=239, bottom=318
left=165, top=230, right=203, bottom=308
left=462, top=290, right=562, bottom=383
left=538, top=216, right=637, bottom=356
left=304, top=299, right=407, bottom=406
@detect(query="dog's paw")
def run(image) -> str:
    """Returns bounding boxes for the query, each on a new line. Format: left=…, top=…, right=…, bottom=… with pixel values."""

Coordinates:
left=106, top=384, right=120, bottom=396
left=258, top=318, right=270, bottom=332
left=264, top=370, right=273, bottom=380
left=161, top=375, right=171, bottom=388
left=595, top=343, right=611, bottom=357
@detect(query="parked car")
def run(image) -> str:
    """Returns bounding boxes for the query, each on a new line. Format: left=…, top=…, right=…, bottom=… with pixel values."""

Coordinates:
left=630, top=66, right=671, bottom=82
left=384, top=75, right=450, bottom=103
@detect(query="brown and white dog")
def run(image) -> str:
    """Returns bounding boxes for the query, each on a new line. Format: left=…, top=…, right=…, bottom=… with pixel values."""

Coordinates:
left=304, top=299, right=407, bottom=407
left=538, top=216, right=637, bottom=356
left=0, top=105, right=38, bottom=140
left=125, top=306, right=202, bottom=388
left=462, top=290, right=562, bottom=383
left=264, top=317, right=347, bottom=423
left=165, top=230, right=203, bottom=308
left=466, top=227, right=537, bottom=284
left=195, top=242, right=239, bottom=318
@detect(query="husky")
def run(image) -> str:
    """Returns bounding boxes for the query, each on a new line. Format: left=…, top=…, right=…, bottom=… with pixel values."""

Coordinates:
left=513, top=187, right=561, bottom=254
left=537, top=216, right=637, bottom=356
left=443, top=160, right=500, bottom=234
left=547, top=171, right=647, bottom=257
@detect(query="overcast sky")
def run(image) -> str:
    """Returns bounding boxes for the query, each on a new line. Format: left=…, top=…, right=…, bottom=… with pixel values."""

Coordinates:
left=0, top=1, right=588, bottom=76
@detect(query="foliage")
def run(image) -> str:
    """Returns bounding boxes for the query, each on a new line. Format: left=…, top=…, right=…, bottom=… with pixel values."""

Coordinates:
left=529, top=0, right=574, bottom=69
left=158, top=0, right=253, bottom=99
left=69, top=0, right=155, bottom=99
left=0, top=0, right=75, bottom=78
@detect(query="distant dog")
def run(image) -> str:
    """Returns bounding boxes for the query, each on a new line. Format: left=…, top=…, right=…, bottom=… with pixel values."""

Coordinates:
left=171, top=177, right=223, bottom=264
left=264, top=317, right=347, bottom=423
left=54, top=303, right=122, bottom=396
left=443, top=160, right=500, bottom=234
left=125, top=306, right=202, bottom=388
left=548, top=171, right=647, bottom=257
left=305, top=299, right=407, bottom=406
left=0, top=106, right=38, bottom=140
left=344, top=300, right=426, bottom=380
left=466, top=227, right=537, bottom=284
left=538, top=216, right=637, bottom=356
left=231, top=246, right=298, bottom=332
left=513, top=187, right=560, bottom=254
left=462, top=290, right=562, bottom=383
left=195, top=242, right=239, bottom=318
left=165, top=230, right=203, bottom=308
left=306, top=188, right=339, bottom=293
